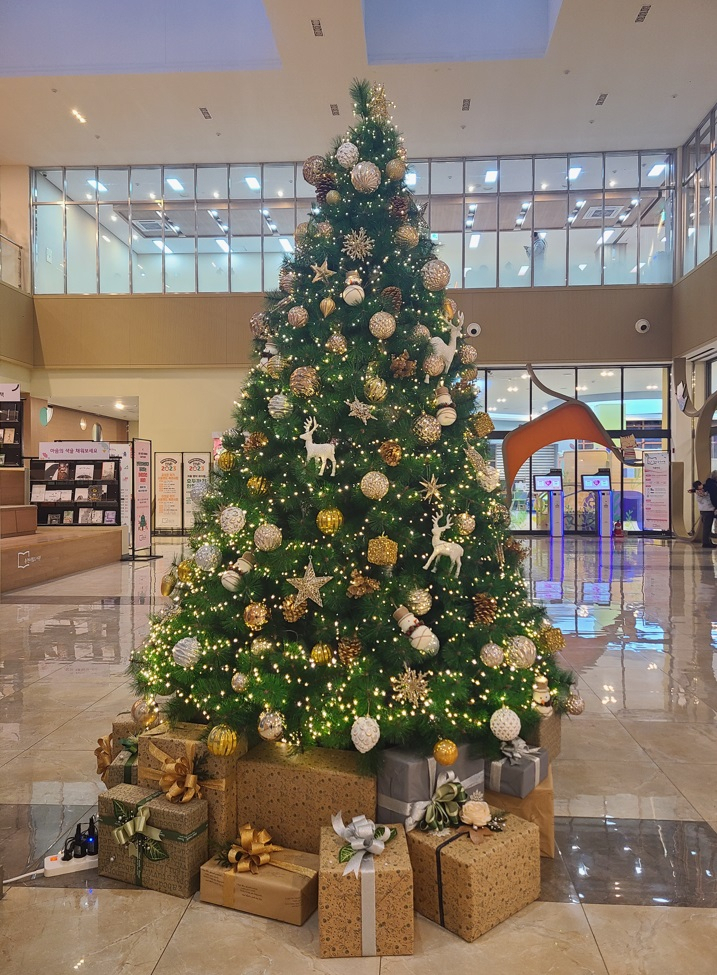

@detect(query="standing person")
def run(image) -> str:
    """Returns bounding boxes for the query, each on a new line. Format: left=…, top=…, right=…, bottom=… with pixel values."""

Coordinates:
left=690, top=479, right=715, bottom=548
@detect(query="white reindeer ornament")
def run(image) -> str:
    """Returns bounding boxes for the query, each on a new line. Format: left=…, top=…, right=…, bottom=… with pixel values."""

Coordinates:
left=425, top=314, right=464, bottom=383
left=423, top=513, right=464, bottom=578
left=299, top=416, right=336, bottom=477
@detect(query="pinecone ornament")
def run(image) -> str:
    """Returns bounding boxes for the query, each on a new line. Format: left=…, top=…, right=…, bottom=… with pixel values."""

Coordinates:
left=351, top=715, right=380, bottom=753
left=347, top=569, right=380, bottom=598
left=338, top=635, right=363, bottom=665
left=389, top=196, right=409, bottom=222
left=315, top=172, right=336, bottom=205
left=282, top=595, right=308, bottom=622
left=381, top=286, right=403, bottom=313
left=391, top=350, right=417, bottom=378
left=473, top=593, right=498, bottom=625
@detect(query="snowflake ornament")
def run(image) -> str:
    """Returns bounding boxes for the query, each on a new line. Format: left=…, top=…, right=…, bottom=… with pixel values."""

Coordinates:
left=342, top=228, right=375, bottom=261
left=392, top=665, right=430, bottom=708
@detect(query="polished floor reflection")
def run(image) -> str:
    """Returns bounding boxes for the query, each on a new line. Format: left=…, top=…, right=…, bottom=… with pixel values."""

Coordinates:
left=2, top=537, right=717, bottom=973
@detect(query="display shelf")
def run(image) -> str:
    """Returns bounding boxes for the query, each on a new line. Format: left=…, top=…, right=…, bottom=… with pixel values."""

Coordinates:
left=29, top=457, right=121, bottom=527
left=0, top=401, right=24, bottom=468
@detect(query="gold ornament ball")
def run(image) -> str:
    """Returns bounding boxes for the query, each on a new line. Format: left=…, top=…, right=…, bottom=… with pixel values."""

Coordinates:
left=338, top=636, right=363, bottom=665
left=289, top=366, right=320, bottom=398
left=369, top=311, right=396, bottom=339
left=455, top=512, right=476, bottom=535
left=249, top=311, right=270, bottom=340
left=254, top=523, right=282, bottom=551
left=364, top=376, right=388, bottom=402
left=443, top=297, right=458, bottom=319
left=379, top=440, right=403, bottom=466
left=459, top=344, right=478, bottom=365
left=316, top=221, right=333, bottom=237
left=266, top=355, right=285, bottom=379
left=413, top=413, right=442, bottom=444
left=367, top=534, right=398, bottom=566
left=413, top=323, right=431, bottom=339
left=320, top=297, right=336, bottom=319
left=350, top=160, right=381, bottom=194
left=288, top=305, right=309, bottom=329
left=385, top=158, right=407, bottom=181
left=231, top=672, right=249, bottom=693
left=217, top=450, right=236, bottom=472
left=325, top=332, right=348, bottom=355
left=311, top=642, right=333, bottom=665
left=325, top=189, right=342, bottom=205
left=207, top=724, right=239, bottom=757
left=395, top=225, right=419, bottom=249
left=250, top=636, right=273, bottom=656
left=131, top=698, right=159, bottom=730
left=423, top=353, right=444, bottom=378
left=295, top=221, right=310, bottom=242
left=406, top=588, right=432, bottom=615
left=282, top=594, right=308, bottom=622
left=302, top=154, right=326, bottom=186
left=279, top=269, right=295, bottom=293
left=244, top=601, right=269, bottom=629
left=316, top=507, right=344, bottom=535
left=433, top=739, right=459, bottom=766
left=421, top=259, right=452, bottom=291
left=177, top=559, right=194, bottom=583
left=160, top=570, right=176, bottom=596
left=247, top=476, right=270, bottom=496
left=360, top=471, right=389, bottom=500
left=565, top=689, right=586, bottom=715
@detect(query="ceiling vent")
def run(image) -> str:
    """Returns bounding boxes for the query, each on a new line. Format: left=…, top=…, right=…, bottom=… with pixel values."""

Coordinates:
left=585, top=205, right=623, bottom=220
left=199, top=107, right=212, bottom=119
left=131, top=217, right=181, bottom=237
left=330, top=103, right=340, bottom=116
left=595, top=93, right=608, bottom=106
left=311, top=19, right=323, bottom=36
left=635, top=5, right=651, bottom=22
left=462, top=98, right=471, bottom=111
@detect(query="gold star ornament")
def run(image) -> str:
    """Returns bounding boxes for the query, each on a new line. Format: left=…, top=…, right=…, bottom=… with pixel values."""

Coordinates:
left=419, top=474, right=445, bottom=502
left=287, top=558, right=333, bottom=607
left=311, top=259, right=336, bottom=284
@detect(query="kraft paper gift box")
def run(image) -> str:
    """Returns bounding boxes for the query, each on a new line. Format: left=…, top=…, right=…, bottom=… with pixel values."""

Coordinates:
left=137, top=721, right=245, bottom=845
left=111, top=712, right=140, bottom=759
left=200, top=844, right=319, bottom=926
left=484, top=765, right=555, bottom=858
left=407, top=813, right=540, bottom=942
left=318, top=822, right=414, bottom=958
left=485, top=743, right=548, bottom=798
left=376, top=745, right=484, bottom=828
left=524, top=711, right=562, bottom=762
left=237, top=743, right=377, bottom=855
left=98, top=783, right=208, bottom=898
left=104, top=748, right=139, bottom=789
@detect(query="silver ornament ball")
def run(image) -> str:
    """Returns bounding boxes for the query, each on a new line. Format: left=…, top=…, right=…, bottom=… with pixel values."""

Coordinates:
left=480, top=642, right=504, bottom=668
left=172, top=637, right=201, bottom=669
left=507, top=635, right=537, bottom=669
left=219, top=506, right=246, bottom=534
left=194, top=543, right=221, bottom=571
left=258, top=710, right=284, bottom=741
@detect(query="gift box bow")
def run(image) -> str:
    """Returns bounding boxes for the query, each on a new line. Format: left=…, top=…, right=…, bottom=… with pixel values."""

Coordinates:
left=499, top=736, right=542, bottom=765
left=221, top=824, right=317, bottom=879
left=94, top=733, right=114, bottom=784
left=142, top=740, right=203, bottom=803
left=332, top=812, right=396, bottom=878
left=405, top=770, right=468, bottom=832
left=110, top=799, right=168, bottom=862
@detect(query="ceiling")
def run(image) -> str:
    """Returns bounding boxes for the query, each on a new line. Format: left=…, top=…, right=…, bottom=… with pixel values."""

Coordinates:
left=49, top=396, right=140, bottom=422
left=0, top=1, right=716, bottom=166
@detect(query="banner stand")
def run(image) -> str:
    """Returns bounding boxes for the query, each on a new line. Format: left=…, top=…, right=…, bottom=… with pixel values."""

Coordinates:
left=122, top=438, right=159, bottom=562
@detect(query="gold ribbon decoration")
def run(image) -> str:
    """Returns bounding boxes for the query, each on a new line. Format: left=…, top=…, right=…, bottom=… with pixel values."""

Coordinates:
left=144, top=740, right=203, bottom=803
left=94, top=733, right=114, bottom=783
left=228, top=823, right=285, bottom=874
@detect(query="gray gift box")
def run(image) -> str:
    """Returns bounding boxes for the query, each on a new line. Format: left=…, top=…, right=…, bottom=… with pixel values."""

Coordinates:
left=376, top=745, right=485, bottom=827
left=485, top=747, right=548, bottom=799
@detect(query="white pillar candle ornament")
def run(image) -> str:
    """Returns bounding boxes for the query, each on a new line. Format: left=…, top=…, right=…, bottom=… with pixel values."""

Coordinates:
left=489, top=706, right=521, bottom=742
left=172, top=637, right=201, bottom=669
left=393, top=605, right=440, bottom=656
left=351, top=715, right=381, bottom=753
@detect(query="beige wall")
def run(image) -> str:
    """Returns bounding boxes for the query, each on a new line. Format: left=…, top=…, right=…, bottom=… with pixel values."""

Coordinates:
left=672, top=251, right=717, bottom=357
left=0, top=166, right=31, bottom=290
left=0, top=281, right=34, bottom=368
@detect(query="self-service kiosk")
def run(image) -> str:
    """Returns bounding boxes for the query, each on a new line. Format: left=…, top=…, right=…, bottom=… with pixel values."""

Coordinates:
left=533, top=470, right=564, bottom=537
left=582, top=470, right=613, bottom=537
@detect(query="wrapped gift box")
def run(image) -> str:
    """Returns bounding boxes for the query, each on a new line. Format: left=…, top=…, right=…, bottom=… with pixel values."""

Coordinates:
left=237, top=743, right=376, bottom=855
left=376, top=744, right=484, bottom=828
left=98, top=784, right=208, bottom=898
left=200, top=848, right=319, bottom=925
left=485, top=766, right=555, bottom=858
left=137, top=722, right=245, bottom=845
left=318, top=823, right=414, bottom=958
left=111, top=712, right=140, bottom=759
left=104, top=748, right=138, bottom=789
left=524, top=711, right=561, bottom=762
left=485, top=745, right=548, bottom=798
left=407, top=814, right=540, bottom=942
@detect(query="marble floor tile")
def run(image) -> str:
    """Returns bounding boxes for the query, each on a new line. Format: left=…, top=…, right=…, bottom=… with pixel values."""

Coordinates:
left=552, top=761, right=702, bottom=819
left=0, top=803, right=91, bottom=879
left=151, top=897, right=380, bottom=975
left=619, top=720, right=717, bottom=765
left=0, top=886, right=189, bottom=975
left=659, top=763, right=717, bottom=821
left=556, top=717, right=650, bottom=763
left=0, top=707, right=87, bottom=747
left=32, top=708, right=124, bottom=751
left=381, top=904, right=608, bottom=975
left=539, top=844, right=580, bottom=903
left=583, top=904, right=717, bottom=975
left=0, top=750, right=104, bottom=805
left=2, top=677, right=129, bottom=711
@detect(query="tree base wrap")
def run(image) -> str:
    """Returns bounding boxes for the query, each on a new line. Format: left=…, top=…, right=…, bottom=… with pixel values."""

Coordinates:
left=524, top=711, right=561, bottom=762
left=485, top=746, right=548, bottom=798
left=376, top=745, right=484, bottom=828
left=407, top=814, right=540, bottom=942
left=137, top=722, right=245, bottom=845
left=318, top=825, right=413, bottom=958
left=484, top=766, right=555, bottom=858
left=98, top=784, right=208, bottom=898
left=105, top=749, right=138, bottom=789
left=111, top=713, right=140, bottom=759
left=237, top=743, right=377, bottom=855
left=200, top=850, right=319, bottom=925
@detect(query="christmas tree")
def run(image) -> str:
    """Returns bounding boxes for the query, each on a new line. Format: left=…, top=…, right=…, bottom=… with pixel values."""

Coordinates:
left=131, top=80, right=575, bottom=757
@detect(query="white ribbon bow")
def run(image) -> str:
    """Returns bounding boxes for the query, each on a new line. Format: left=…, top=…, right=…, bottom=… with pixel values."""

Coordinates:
left=404, top=769, right=460, bottom=832
left=331, top=812, right=392, bottom=877
left=500, top=736, right=541, bottom=766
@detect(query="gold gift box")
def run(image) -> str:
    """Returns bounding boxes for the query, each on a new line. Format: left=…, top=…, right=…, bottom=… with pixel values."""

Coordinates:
left=110, top=712, right=140, bottom=759
left=524, top=711, right=562, bottom=762
left=484, top=765, right=555, bottom=858
left=104, top=749, right=138, bottom=789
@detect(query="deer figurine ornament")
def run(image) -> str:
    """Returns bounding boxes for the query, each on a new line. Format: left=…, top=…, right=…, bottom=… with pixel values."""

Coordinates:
left=299, top=416, right=336, bottom=477
left=423, top=513, right=464, bottom=577
left=425, top=314, right=464, bottom=383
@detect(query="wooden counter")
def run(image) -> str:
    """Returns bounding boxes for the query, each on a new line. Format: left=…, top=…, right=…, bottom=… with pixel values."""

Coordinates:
left=0, top=526, right=122, bottom=593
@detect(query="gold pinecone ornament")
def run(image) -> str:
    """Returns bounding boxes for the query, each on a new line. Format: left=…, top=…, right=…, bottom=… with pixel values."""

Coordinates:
left=338, top=636, right=363, bottom=665
left=282, top=594, right=308, bottom=622
left=473, top=593, right=498, bottom=625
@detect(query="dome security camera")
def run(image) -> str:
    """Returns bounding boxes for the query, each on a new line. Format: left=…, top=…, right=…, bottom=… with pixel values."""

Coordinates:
left=635, top=319, right=651, bottom=334
left=466, top=322, right=481, bottom=338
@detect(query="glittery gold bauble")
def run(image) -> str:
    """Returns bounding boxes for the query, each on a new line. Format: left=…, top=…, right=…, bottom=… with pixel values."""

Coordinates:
left=217, top=450, right=236, bottom=472
left=360, top=471, right=389, bottom=500
left=288, top=305, right=309, bottom=328
left=537, top=625, right=566, bottom=655
left=302, top=154, right=326, bottom=186
left=492, top=503, right=511, bottom=527
left=455, top=512, right=476, bottom=535
left=231, top=672, right=249, bottom=693
left=266, top=355, right=285, bottom=379
left=421, top=259, right=451, bottom=291
left=177, top=559, right=194, bottom=583
left=395, top=224, right=419, bottom=249
left=413, top=323, right=431, bottom=339
left=279, top=269, right=295, bottom=293
left=473, top=593, right=498, bottom=625
left=326, top=189, right=341, bottom=205
left=250, top=311, right=270, bottom=340
left=247, top=476, right=270, bottom=496
left=316, top=507, right=344, bottom=534
left=282, top=594, right=307, bottom=622
left=369, top=311, right=396, bottom=340
left=243, top=431, right=269, bottom=453
left=320, top=297, right=336, bottom=319
left=406, top=588, right=432, bottom=615
left=250, top=636, right=273, bottom=656
left=423, top=353, right=444, bottom=378
left=207, top=724, right=238, bottom=757
left=433, top=739, right=459, bottom=766
left=364, top=377, right=388, bottom=402
left=160, top=570, right=176, bottom=596
left=459, top=344, right=478, bottom=365
left=385, top=158, right=407, bottom=181
left=379, top=440, right=402, bottom=466
left=350, top=160, right=381, bottom=194
left=131, top=698, right=160, bottom=730
left=565, top=689, right=586, bottom=715
left=413, top=413, right=441, bottom=444
left=317, top=221, right=333, bottom=237
left=311, top=642, right=333, bottom=665
left=325, top=332, right=347, bottom=355
left=254, top=523, right=282, bottom=551
left=367, top=534, right=398, bottom=566
left=295, top=221, right=310, bottom=242
left=461, top=367, right=479, bottom=382
left=244, top=601, right=269, bottom=629
left=473, top=412, right=495, bottom=437
left=396, top=145, right=408, bottom=162
left=506, top=635, right=537, bottom=669
left=338, top=636, right=362, bottom=665
left=289, top=365, right=320, bottom=398
left=443, top=297, right=458, bottom=319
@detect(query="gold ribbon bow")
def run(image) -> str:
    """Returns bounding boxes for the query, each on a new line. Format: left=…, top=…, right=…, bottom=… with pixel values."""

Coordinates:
left=146, top=740, right=203, bottom=803
left=94, top=733, right=114, bottom=784
left=112, top=805, right=164, bottom=858
left=228, top=823, right=285, bottom=874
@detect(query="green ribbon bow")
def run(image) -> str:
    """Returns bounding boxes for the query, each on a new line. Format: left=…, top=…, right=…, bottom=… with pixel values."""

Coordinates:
left=421, top=778, right=468, bottom=831
left=120, top=735, right=139, bottom=755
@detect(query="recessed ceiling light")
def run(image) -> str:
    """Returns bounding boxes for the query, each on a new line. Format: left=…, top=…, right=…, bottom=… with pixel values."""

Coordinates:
left=166, top=178, right=184, bottom=192
left=468, top=203, right=477, bottom=213
left=110, top=214, right=117, bottom=221
left=277, top=189, right=284, bottom=198
left=153, top=240, right=173, bottom=253
left=541, top=182, right=548, bottom=190
left=71, top=109, right=86, bottom=123
left=115, top=401, right=125, bottom=410
left=149, top=192, right=156, bottom=200
left=469, top=233, right=481, bottom=248
left=647, top=163, right=666, bottom=178
left=484, top=170, right=498, bottom=184
left=87, top=179, right=107, bottom=192
left=213, top=191, right=220, bottom=199
left=245, top=176, right=261, bottom=191
left=468, top=184, right=475, bottom=192
left=568, top=167, right=582, bottom=181
left=279, top=238, right=294, bottom=253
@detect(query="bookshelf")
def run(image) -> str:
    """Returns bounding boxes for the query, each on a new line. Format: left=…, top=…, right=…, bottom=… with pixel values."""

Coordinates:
left=0, top=401, right=24, bottom=468
left=29, top=457, right=121, bottom=527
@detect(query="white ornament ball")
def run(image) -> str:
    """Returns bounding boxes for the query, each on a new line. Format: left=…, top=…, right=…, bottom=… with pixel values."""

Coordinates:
left=343, top=284, right=365, bottom=306
left=410, top=625, right=440, bottom=657
left=254, top=524, right=282, bottom=552
left=194, top=543, right=221, bottom=571
left=220, top=569, right=241, bottom=592
left=268, top=394, right=291, bottom=419
left=437, top=405, right=458, bottom=426
left=490, top=706, right=521, bottom=742
left=258, top=710, right=284, bottom=741
left=480, top=642, right=504, bottom=668
left=351, top=716, right=381, bottom=753
left=336, top=142, right=360, bottom=170
left=219, top=506, right=246, bottom=534
left=190, top=479, right=210, bottom=504
left=507, top=635, right=537, bottom=669
left=172, top=637, right=201, bottom=669
left=351, top=160, right=381, bottom=194
left=231, top=672, right=249, bottom=693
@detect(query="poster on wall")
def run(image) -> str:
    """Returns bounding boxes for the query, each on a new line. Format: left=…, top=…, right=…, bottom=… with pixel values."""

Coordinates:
left=643, top=450, right=670, bottom=531
left=133, top=439, right=152, bottom=551
left=0, top=384, right=21, bottom=402
left=39, top=441, right=111, bottom=460
left=155, top=452, right=182, bottom=531
left=110, top=442, right=133, bottom=537
left=183, top=452, right=211, bottom=530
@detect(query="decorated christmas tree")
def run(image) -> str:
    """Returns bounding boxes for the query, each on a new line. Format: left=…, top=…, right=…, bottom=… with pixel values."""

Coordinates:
left=131, top=80, right=576, bottom=760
